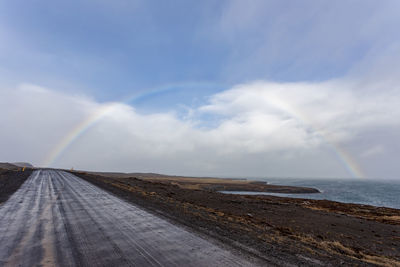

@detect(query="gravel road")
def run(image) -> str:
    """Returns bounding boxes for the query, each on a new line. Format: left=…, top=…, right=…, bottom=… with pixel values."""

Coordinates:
left=0, top=170, right=258, bottom=267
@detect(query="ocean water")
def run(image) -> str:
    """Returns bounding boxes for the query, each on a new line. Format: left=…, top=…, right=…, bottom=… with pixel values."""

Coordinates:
left=221, top=178, right=400, bottom=209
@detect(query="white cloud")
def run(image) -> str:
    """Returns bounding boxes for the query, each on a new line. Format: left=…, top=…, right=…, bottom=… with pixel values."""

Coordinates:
left=1, top=77, right=399, bottom=179
left=200, top=80, right=400, bottom=141
left=362, top=145, right=385, bottom=158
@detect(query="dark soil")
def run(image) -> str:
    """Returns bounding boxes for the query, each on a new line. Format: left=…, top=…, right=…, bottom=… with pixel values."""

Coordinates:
left=73, top=171, right=400, bottom=266
left=0, top=168, right=33, bottom=203
left=173, top=180, right=319, bottom=193
left=90, top=171, right=320, bottom=193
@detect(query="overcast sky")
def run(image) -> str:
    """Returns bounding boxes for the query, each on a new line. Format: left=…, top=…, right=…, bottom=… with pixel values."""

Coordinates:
left=1, top=1, right=399, bottom=179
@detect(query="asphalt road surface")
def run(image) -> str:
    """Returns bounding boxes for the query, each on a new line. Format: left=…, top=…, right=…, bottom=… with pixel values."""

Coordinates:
left=0, top=170, right=258, bottom=267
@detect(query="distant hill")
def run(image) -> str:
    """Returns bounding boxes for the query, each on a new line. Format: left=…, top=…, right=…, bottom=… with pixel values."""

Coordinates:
left=0, top=162, right=33, bottom=170
left=83, top=171, right=172, bottom=179
left=12, top=162, right=34, bottom=168
left=0, top=163, right=20, bottom=170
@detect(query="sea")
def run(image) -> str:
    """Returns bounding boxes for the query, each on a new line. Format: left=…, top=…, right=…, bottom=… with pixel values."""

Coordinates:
left=221, top=178, right=400, bottom=209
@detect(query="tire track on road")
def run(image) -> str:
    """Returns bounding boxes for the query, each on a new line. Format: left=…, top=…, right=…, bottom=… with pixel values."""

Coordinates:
left=0, top=170, right=260, bottom=267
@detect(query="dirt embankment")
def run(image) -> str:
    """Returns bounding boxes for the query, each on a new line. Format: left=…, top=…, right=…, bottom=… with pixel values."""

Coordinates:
left=73, top=171, right=400, bottom=266
left=0, top=168, right=33, bottom=203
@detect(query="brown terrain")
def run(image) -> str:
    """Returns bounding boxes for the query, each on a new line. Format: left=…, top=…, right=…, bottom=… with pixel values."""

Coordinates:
left=72, top=171, right=400, bottom=266
left=86, top=171, right=320, bottom=193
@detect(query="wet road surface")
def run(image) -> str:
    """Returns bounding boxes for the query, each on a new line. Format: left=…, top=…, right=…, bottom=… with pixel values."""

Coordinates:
left=0, top=170, right=257, bottom=266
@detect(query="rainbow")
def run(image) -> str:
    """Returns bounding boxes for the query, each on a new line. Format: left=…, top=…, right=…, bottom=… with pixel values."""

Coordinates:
left=262, top=90, right=365, bottom=179
left=42, top=103, right=119, bottom=168
left=41, top=81, right=221, bottom=167
left=330, top=144, right=364, bottom=179
left=42, top=83, right=365, bottom=179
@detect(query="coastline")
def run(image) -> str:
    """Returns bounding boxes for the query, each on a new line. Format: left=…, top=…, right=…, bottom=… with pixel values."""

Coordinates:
left=85, top=171, right=321, bottom=194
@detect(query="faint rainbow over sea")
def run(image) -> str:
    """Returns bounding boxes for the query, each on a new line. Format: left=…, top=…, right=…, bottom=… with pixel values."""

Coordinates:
left=330, top=144, right=364, bottom=179
left=42, top=82, right=365, bottom=179
left=262, top=91, right=365, bottom=179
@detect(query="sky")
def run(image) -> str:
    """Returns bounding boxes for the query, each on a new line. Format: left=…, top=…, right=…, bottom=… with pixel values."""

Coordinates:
left=1, top=0, right=400, bottom=179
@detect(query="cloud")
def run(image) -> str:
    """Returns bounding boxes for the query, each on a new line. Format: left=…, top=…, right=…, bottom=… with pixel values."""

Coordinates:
left=1, top=76, right=399, bottom=179
left=361, top=145, right=385, bottom=158
left=200, top=80, right=400, bottom=141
